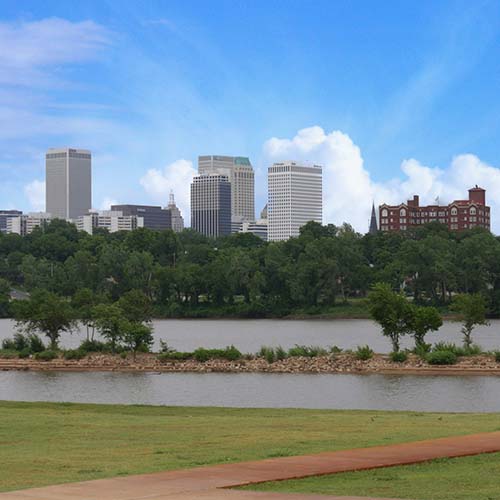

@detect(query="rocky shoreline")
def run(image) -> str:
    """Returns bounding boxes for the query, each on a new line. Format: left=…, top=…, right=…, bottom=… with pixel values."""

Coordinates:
left=1, top=353, right=500, bottom=376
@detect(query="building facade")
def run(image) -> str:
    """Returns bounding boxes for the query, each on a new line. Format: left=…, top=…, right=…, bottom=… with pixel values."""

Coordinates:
left=198, top=155, right=254, bottom=222
left=378, top=186, right=491, bottom=232
left=0, top=210, right=23, bottom=233
left=267, top=161, right=323, bottom=241
left=166, top=192, right=184, bottom=233
left=75, top=210, right=144, bottom=234
left=46, top=148, right=91, bottom=219
left=6, top=213, right=52, bottom=236
left=110, top=204, right=171, bottom=231
left=191, top=174, right=231, bottom=238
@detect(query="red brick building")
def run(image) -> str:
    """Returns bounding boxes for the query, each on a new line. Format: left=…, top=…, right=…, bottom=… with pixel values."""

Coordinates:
left=378, top=186, right=490, bottom=232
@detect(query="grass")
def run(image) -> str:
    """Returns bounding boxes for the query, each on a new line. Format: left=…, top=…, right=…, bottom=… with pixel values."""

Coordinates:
left=1, top=402, right=500, bottom=493
left=242, top=452, right=500, bottom=500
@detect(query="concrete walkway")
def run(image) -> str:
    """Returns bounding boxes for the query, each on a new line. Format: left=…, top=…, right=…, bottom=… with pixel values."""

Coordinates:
left=2, top=431, right=500, bottom=500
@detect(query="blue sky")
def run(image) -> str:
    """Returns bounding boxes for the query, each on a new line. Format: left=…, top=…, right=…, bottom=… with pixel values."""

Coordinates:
left=2, top=0, right=500, bottom=230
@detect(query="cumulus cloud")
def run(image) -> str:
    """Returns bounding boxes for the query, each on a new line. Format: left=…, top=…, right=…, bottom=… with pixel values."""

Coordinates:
left=24, top=180, right=45, bottom=212
left=140, top=159, right=196, bottom=225
left=264, top=126, right=500, bottom=233
left=99, top=197, right=118, bottom=211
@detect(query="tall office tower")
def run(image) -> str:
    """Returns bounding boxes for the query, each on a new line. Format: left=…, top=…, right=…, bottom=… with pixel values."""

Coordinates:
left=110, top=204, right=171, bottom=230
left=267, top=161, right=323, bottom=242
left=46, top=148, right=92, bottom=219
left=166, top=191, right=184, bottom=233
left=191, top=174, right=231, bottom=237
left=198, top=155, right=254, bottom=222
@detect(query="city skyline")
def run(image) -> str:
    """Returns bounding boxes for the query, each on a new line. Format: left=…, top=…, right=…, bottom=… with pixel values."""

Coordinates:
left=2, top=1, right=500, bottom=231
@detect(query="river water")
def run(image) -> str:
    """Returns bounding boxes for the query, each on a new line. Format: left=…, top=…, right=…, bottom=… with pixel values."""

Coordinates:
left=1, top=319, right=500, bottom=412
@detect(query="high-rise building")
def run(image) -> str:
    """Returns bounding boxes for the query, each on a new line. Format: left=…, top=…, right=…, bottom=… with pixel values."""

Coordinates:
left=268, top=161, right=323, bottom=242
left=0, top=210, right=23, bottom=233
left=75, top=210, right=144, bottom=234
left=198, top=155, right=254, bottom=222
left=191, top=174, right=231, bottom=237
left=166, top=191, right=184, bottom=233
left=46, top=148, right=91, bottom=219
left=110, top=204, right=171, bottom=230
left=378, top=186, right=491, bottom=232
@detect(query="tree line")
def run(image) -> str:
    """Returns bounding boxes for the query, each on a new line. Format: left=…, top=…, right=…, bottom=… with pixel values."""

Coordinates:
left=0, top=218, right=499, bottom=318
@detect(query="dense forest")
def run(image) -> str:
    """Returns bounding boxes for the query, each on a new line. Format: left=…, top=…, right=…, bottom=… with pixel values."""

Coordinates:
left=0, top=219, right=499, bottom=318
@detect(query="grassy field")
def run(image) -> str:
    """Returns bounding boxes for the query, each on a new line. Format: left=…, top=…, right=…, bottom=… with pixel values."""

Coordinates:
left=1, top=401, right=500, bottom=492
left=243, top=452, right=500, bottom=500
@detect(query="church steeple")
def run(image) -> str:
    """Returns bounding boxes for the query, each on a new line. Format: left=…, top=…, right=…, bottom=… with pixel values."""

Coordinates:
left=369, top=202, right=378, bottom=234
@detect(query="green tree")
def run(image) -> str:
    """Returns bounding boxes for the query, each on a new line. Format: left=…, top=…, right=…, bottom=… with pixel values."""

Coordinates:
left=407, top=304, right=443, bottom=349
left=92, top=303, right=126, bottom=352
left=0, top=278, right=10, bottom=318
left=12, top=290, right=76, bottom=349
left=117, top=289, right=153, bottom=323
left=368, top=282, right=411, bottom=352
left=122, top=322, right=154, bottom=360
left=452, top=293, right=488, bottom=348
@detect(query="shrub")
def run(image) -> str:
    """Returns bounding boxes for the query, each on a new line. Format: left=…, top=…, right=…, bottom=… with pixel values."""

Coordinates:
left=426, top=350, right=457, bottom=365
left=18, top=348, right=31, bottom=359
left=159, top=339, right=173, bottom=354
left=158, top=351, right=192, bottom=362
left=35, top=350, right=58, bottom=361
left=258, top=346, right=276, bottom=363
left=275, top=345, right=287, bottom=360
left=390, top=351, right=408, bottom=363
left=329, top=345, right=343, bottom=354
left=63, top=349, right=86, bottom=361
left=0, top=349, right=18, bottom=359
left=27, top=334, right=45, bottom=353
left=493, top=351, right=500, bottom=363
left=432, top=342, right=481, bottom=357
left=464, top=344, right=482, bottom=356
left=120, top=352, right=128, bottom=359
left=355, top=345, right=374, bottom=361
left=1, top=338, right=16, bottom=350
left=79, top=340, right=109, bottom=353
left=223, top=345, right=242, bottom=361
left=288, top=345, right=327, bottom=357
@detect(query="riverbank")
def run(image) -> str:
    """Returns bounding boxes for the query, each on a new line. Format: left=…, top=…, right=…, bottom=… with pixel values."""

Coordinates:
left=1, top=352, right=500, bottom=375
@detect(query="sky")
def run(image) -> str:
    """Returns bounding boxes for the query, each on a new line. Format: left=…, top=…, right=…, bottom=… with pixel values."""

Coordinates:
left=2, top=0, right=500, bottom=231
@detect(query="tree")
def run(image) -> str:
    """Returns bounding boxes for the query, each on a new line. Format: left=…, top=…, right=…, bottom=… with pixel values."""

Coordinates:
left=92, top=303, right=126, bottom=352
left=407, top=304, right=442, bottom=349
left=122, top=322, right=154, bottom=360
left=12, top=290, right=76, bottom=349
left=0, top=278, right=10, bottom=318
left=368, top=282, right=411, bottom=352
left=452, top=293, right=488, bottom=348
left=72, top=288, right=102, bottom=340
left=117, top=289, right=152, bottom=323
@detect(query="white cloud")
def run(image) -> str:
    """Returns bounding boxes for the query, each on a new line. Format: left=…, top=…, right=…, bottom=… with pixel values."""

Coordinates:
left=0, top=18, right=110, bottom=86
left=140, top=159, right=196, bottom=225
left=99, top=197, right=118, bottom=211
left=264, top=126, right=500, bottom=233
left=24, top=180, right=45, bottom=212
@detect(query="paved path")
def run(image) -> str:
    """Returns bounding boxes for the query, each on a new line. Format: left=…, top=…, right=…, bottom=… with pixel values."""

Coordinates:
left=2, top=431, right=500, bottom=500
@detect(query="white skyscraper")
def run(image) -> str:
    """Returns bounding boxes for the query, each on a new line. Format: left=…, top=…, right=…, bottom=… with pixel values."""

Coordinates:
left=268, top=161, right=322, bottom=241
left=198, top=155, right=254, bottom=222
left=46, top=148, right=91, bottom=219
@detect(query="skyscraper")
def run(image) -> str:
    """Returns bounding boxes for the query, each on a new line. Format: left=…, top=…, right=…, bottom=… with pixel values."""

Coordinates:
left=191, top=174, right=231, bottom=237
left=369, top=202, right=378, bottom=234
left=268, top=161, right=322, bottom=241
left=198, top=155, right=254, bottom=222
left=166, top=191, right=184, bottom=233
left=45, top=148, right=91, bottom=219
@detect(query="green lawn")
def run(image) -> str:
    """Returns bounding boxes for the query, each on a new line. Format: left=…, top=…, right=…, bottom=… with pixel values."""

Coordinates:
left=243, top=452, right=500, bottom=500
left=1, top=401, right=500, bottom=492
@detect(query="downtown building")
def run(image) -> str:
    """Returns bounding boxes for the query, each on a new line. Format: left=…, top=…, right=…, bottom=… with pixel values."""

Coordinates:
left=75, top=210, right=144, bottom=235
left=378, top=186, right=491, bottom=232
left=166, top=192, right=184, bottom=233
left=0, top=210, right=23, bottom=233
left=110, top=204, right=172, bottom=231
left=46, top=148, right=92, bottom=219
left=6, top=212, right=52, bottom=235
left=198, top=155, right=255, bottom=222
left=190, top=174, right=231, bottom=238
left=267, top=161, right=323, bottom=241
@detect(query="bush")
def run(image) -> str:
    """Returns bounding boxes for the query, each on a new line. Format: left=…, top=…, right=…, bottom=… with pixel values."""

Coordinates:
left=34, top=350, right=58, bottom=361
left=63, top=349, right=86, bottom=361
left=1, top=338, right=15, bottom=350
left=426, top=350, right=457, bottom=365
left=432, top=342, right=481, bottom=357
left=287, top=345, right=327, bottom=357
left=158, top=351, right=192, bottom=362
left=258, top=346, right=276, bottom=363
left=414, top=343, right=431, bottom=359
left=1, top=333, right=45, bottom=355
left=120, top=352, right=128, bottom=359
left=355, top=345, right=374, bottom=361
left=493, top=351, right=500, bottom=363
left=223, top=345, right=242, bottom=361
left=193, top=346, right=242, bottom=362
left=27, top=334, right=45, bottom=353
left=275, top=345, right=287, bottom=361
left=329, top=345, right=343, bottom=354
left=79, top=340, right=109, bottom=353
left=159, top=339, right=173, bottom=354
left=0, top=349, right=18, bottom=359
left=390, top=351, right=408, bottom=363
left=18, top=348, right=31, bottom=359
